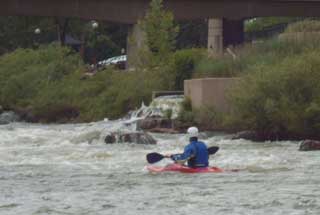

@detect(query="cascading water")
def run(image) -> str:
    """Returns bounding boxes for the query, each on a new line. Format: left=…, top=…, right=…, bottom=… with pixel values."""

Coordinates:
left=127, top=95, right=184, bottom=120
left=0, top=96, right=319, bottom=214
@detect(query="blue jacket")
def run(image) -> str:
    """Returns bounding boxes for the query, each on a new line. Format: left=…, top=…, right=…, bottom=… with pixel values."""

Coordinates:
left=171, top=140, right=209, bottom=167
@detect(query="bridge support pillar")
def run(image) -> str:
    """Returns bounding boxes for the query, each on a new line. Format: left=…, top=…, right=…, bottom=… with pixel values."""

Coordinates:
left=207, top=18, right=223, bottom=56
left=126, top=23, right=147, bottom=70
left=208, top=18, right=244, bottom=56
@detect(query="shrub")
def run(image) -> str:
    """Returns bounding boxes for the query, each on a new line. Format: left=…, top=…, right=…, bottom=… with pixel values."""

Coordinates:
left=195, top=55, right=241, bottom=78
left=229, top=51, right=320, bottom=139
left=0, top=44, right=83, bottom=109
left=177, top=109, right=195, bottom=124
left=177, top=97, right=194, bottom=123
left=285, top=20, right=320, bottom=33
left=193, top=106, right=224, bottom=130
left=245, top=17, right=303, bottom=33
left=193, top=35, right=320, bottom=79
left=164, top=109, right=173, bottom=119
left=171, top=48, right=205, bottom=90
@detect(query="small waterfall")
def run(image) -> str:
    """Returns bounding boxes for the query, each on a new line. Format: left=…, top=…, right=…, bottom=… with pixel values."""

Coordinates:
left=128, top=95, right=184, bottom=120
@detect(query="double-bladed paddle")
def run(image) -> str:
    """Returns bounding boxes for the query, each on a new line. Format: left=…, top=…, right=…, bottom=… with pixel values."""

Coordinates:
left=146, top=146, right=219, bottom=164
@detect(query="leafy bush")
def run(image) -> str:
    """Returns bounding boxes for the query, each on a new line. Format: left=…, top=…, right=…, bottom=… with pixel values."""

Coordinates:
left=171, top=48, right=205, bottom=90
left=194, top=35, right=320, bottom=78
left=177, top=97, right=194, bottom=123
left=229, top=51, right=320, bottom=139
left=195, top=55, right=242, bottom=78
left=164, top=109, right=173, bottom=119
left=245, top=17, right=303, bottom=33
left=177, top=109, right=195, bottom=124
left=193, top=106, right=224, bottom=130
left=285, top=20, right=320, bottom=33
left=0, top=44, right=83, bottom=108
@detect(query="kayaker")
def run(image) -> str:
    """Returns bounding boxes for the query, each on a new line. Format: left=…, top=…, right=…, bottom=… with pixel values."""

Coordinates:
left=166, top=127, right=209, bottom=168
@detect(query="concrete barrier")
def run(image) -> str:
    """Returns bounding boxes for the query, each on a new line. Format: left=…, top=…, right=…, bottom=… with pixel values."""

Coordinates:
left=184, top=78, right=240, bottom=112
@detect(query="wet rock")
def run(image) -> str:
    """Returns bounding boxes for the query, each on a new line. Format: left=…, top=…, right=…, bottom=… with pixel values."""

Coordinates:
left=299, top=140, right=320, bottom=151
left=231, top=130, right=259, bottom=141
left=104, top=132, right=157, bottom=145
left=0, top=105, right=3, bottom=114
left=120, top=132, right=156, bottom=144
left=148, top=127, right=180, bottom=134
left=136, top=117, right=173, bottom=130
left=0, top=111, right=20, bottom=125
left=105, top=134, right=116, bottom=144
left=15, top=107, right=37, bottom=123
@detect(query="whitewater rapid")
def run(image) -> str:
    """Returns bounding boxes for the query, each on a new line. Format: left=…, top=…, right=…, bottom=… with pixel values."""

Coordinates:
left=0, top=121, right=319, bottom=215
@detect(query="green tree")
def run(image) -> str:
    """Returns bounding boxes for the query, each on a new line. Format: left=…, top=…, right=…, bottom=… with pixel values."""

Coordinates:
left=140, top=0, right=179, bottom=61
left=132, top=0, right=179, bottom=90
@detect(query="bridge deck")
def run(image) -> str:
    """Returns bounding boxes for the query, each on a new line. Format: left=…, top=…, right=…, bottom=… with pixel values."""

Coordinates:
left=2, top=0, right=320, bottom=23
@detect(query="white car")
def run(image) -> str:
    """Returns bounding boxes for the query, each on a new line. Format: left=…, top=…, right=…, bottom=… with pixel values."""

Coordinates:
left=98, top=55, right=127, bottom=68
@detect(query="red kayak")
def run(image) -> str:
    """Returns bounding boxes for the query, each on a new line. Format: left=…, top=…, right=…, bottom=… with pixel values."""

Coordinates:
left=147, top=163, right=224, bottom=173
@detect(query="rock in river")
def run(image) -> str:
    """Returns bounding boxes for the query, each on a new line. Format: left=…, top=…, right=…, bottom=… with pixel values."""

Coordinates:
left=299, top=140, right=320, bottom=151
left=0, top=111, right=20, bottom=125
left=136, top=117, right=173, bottom=130
left=105, top=132, right=157, bottom=145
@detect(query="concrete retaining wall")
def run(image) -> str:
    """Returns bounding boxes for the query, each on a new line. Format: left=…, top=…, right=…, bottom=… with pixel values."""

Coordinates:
left=184, top=78, right=239, bottom=112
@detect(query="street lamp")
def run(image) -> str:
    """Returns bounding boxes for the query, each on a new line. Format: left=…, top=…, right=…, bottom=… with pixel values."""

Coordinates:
left=91, top=21, right=99, bottom=29
left=34, top=28, right=41, bottom=47
left=34, top=28, right=41, bottom=35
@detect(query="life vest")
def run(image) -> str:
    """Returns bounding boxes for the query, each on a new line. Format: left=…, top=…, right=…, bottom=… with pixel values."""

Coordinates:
left=171, top=140, right=209, bottom=167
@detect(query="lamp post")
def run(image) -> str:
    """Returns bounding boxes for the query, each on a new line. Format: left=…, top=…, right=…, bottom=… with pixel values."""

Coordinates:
left=80, top=20, right=99, bottom=63
left=34, top=28, right=41, bottom=35
left=34, top=28, right=41, bottom=47
left=90, top=21, right=99, bottom=68
left=91, top=21, right=99, bottom=29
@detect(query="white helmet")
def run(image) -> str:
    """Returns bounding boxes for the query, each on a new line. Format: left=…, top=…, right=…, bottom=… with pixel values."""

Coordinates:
left=187, top=127, right=199, bottom=138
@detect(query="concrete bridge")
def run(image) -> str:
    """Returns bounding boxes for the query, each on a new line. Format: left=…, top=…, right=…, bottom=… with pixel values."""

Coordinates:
left=2, top=0, right=320, bottom=62
left=3, top=0, right=320, bottom=23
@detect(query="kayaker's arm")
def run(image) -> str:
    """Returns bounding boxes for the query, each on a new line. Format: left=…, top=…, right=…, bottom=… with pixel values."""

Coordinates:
left=170, top=147, right=195, bottom=164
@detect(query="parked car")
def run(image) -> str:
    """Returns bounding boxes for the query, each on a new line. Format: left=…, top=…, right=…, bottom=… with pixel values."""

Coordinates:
left=97, top=55, right=127, bottom=70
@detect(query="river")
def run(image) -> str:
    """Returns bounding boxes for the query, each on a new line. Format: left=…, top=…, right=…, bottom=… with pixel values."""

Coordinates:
left=0, top=121, right=319, bottom=215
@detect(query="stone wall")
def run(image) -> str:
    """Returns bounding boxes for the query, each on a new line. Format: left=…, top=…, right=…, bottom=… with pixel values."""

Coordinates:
left=184, top=78, right=239, bottom=112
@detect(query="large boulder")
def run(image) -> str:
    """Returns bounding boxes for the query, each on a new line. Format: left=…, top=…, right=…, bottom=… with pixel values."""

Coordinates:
left=105, top=132, right=157, bottom=145
left=299, top=140, right=320, bottom=151
left=0, top=111, right=20, bottom=125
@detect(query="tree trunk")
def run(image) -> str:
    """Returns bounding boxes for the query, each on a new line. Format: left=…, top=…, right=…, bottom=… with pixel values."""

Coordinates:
left=55, top=17, right=69, bottom=46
